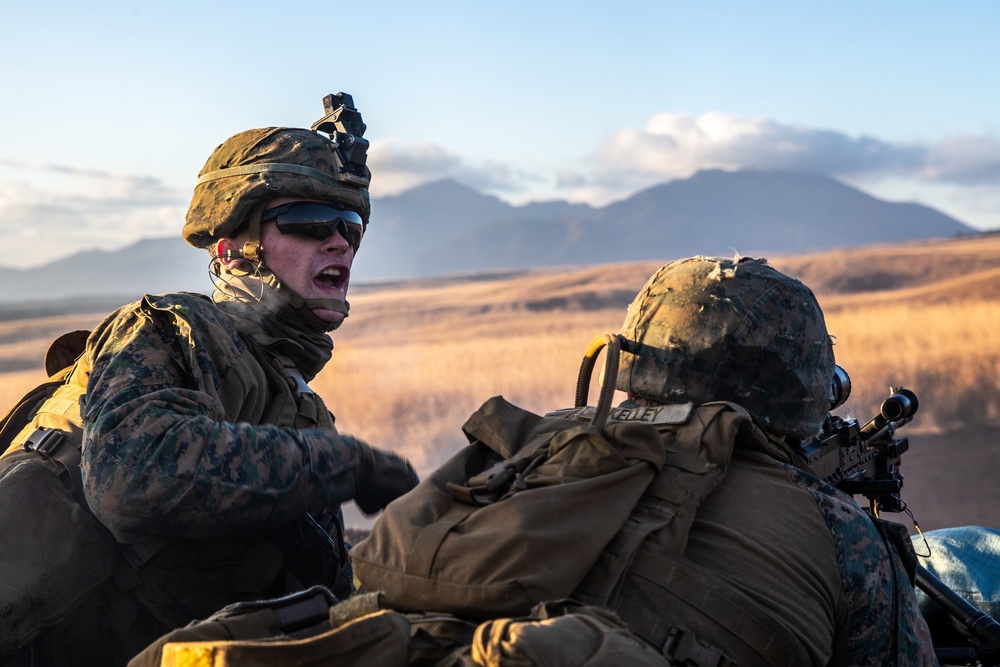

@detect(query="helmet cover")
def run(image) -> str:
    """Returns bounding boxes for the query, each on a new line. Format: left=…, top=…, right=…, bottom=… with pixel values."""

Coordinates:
left=183, top=127, right=371, bottom=248
left=616, top=256, right=835, bottom=436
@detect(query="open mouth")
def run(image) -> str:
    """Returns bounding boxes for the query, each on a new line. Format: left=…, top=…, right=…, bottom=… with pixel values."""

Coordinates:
left=315, top=266, right=349, bottom=290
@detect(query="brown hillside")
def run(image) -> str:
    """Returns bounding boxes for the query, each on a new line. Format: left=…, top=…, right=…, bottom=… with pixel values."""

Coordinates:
left=1, top=234, right=997, bottom=531
left=0, top=313, right=105, bottom=374
left=772, top=234, right=1000, bottom=302
left=348, top=233, right=1000, bottom=329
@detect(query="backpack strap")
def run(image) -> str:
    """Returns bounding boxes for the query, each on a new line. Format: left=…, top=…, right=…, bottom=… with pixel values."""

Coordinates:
left=573, top=403, right=803, bottom=667
left=574, top=403, right=744, bottom=607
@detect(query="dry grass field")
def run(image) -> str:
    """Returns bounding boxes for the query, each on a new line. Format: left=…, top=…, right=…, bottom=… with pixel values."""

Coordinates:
left=2, top=234, right=999, bottom=530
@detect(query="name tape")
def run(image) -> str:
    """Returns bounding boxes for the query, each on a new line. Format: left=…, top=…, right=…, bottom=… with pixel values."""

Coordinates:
left=545, top=403, right=693, bottom=425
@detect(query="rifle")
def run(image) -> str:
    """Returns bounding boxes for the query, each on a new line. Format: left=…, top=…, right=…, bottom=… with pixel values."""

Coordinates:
left=798, top=366, right=916, bottom=516
left=799, top=367, right=1000, bottom=666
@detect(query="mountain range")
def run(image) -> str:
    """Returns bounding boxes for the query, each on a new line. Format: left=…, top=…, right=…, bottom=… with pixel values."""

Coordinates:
left=0, top=169, right=975, bottom=307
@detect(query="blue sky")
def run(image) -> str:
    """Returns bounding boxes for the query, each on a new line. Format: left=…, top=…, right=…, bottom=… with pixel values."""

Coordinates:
left=2, top=1, right=998, bottom=269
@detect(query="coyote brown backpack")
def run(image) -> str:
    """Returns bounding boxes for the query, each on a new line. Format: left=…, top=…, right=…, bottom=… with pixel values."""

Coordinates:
left=349, top=335, right=746, bottom=621
left=350, top=334, right=672, bottom=617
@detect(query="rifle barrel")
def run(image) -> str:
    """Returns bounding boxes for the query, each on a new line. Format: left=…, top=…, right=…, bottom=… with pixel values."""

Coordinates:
left=916, top=564, right=1000, bottom=663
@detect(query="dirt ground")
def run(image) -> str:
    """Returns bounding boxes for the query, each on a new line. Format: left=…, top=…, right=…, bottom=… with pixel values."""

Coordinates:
left=899, top=427, right=1000, bottom=532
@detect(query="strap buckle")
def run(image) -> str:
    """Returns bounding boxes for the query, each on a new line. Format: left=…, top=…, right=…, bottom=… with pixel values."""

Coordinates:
left=22, top=426, right=85, bottom=500
left=212, top=585, right=337, bottom=636
left=662, top=627, right=735, bottom=667
left=23, top=427, right=68, bottom=458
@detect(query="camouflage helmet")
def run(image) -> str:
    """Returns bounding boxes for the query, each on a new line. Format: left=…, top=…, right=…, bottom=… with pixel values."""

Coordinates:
left=616, top=256, right=835, bottom=436
left=183, top=125, right=371, bottom=249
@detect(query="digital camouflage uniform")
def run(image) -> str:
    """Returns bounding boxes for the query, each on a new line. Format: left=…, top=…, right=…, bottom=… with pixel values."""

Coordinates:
left=82, top=293, right=361, bottom=543
left=13, top=291, right=372, bottom=665
left=2, top=104, right=418, bottom=666
left=614, top=256, right=937, bottom=666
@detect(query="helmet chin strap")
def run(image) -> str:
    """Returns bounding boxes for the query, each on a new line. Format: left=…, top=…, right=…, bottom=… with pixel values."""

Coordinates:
left=241, top=202, right=266, bottom=263
left=299, top=298, right=351, bottom=333
left=238, top=202, right=350, bottom=332
left=302, top=298, right=350, bottom=316
left=280, top=288, right=350, bottom=333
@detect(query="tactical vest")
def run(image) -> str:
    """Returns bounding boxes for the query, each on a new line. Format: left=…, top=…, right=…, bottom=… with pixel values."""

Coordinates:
left=0, top=295, right=347, bottom=665
left=563, top=403, right=803, bottom=667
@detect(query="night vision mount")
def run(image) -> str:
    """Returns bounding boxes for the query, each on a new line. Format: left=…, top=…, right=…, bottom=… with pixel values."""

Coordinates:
left=311, top=92, right=370, bottom=189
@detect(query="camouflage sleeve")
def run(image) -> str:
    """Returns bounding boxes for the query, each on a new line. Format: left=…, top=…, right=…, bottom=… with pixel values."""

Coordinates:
left=79, top=294, right=368, bottom=543
left=798, top=470, right=938, bottom=666
left=881, top=520, right=940, bottom=666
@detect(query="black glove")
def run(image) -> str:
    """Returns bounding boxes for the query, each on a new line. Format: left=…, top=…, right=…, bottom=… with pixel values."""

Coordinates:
left=353, top=439, right=420, bottom=515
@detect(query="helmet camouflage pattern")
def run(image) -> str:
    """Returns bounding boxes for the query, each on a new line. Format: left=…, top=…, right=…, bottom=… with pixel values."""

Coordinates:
left=616, top=256, right=835, bottom=436
left=183, top=126, right=371, bottom=248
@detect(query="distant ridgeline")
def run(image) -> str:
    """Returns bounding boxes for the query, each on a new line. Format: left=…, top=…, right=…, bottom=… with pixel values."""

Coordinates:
left=0, top=170, right=975, bottom=305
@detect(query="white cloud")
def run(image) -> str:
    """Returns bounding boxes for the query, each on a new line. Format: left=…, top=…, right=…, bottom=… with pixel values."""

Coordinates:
left=0, top=160, right=187, bottom=269
left=565, top=113, right=926, bottom=192
left=924, top=135, right=1000, bottom=185
left=367, top=139, right=533, bottom=197
left=552, top=113, right=1000, bottom=225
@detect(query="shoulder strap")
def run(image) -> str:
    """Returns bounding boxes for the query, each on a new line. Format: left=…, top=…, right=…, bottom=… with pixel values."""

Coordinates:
left=573, top=403, right=803, bottom=666
left=574, top=402, right=749, bottom=606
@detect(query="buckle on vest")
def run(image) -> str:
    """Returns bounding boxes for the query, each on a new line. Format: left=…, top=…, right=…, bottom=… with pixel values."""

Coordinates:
left=218, top=585, right=337, bottom=638
left=662, top=627, right=735, bottom=667
left=273, top=586, right=337, bottom=636
left=23, top=427, right=67, bottom=458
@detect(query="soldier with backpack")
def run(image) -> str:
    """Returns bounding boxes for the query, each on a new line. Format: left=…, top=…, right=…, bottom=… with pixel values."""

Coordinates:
left=578, top=255, right=938, bottom=665
left=348, top=255, right=940, bottom=665
left=0, top=92, right=418, bottom=666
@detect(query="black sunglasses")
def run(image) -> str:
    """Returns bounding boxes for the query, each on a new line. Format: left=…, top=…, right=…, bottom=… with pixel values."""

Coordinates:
left=260, top=202, right=366, bottom=249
